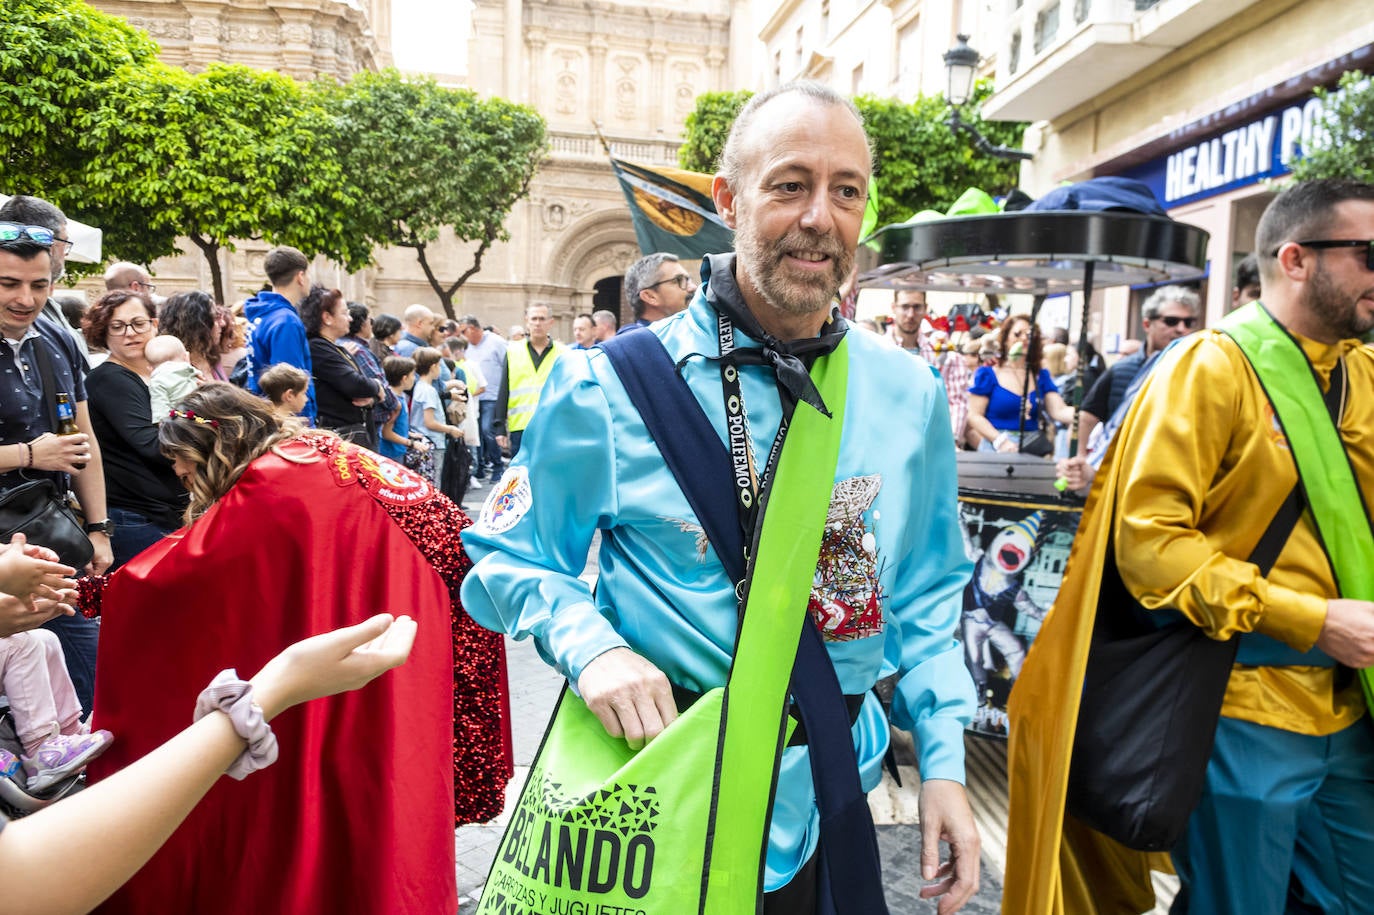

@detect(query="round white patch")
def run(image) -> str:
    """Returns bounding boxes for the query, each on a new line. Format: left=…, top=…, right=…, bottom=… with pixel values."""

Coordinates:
left=479, top=466, right=534, bottom=534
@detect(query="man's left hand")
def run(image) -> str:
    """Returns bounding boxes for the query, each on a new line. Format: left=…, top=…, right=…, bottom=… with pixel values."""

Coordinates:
left=87, top=533, right=113, bottom=576
left=917, top=778, right=981, bottom=914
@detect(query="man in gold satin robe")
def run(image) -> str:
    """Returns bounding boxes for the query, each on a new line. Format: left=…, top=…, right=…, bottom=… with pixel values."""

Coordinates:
left=1004, top=178, right=1374, bottom=914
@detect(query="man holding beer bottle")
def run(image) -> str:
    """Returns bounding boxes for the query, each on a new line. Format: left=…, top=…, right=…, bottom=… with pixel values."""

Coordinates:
left=0, top=221, right=112, bottom=712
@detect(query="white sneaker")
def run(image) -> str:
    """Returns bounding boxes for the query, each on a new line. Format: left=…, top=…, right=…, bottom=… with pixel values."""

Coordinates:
left=468, top=479, right=483, bottom=491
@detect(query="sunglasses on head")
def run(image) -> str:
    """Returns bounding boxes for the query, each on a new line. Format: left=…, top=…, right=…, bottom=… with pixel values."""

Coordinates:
left=1159, top=316, right=1198, bottom=328
left=0, top=222, right=57, bottom=248
left=1273, top=239, right=1374, bottom=271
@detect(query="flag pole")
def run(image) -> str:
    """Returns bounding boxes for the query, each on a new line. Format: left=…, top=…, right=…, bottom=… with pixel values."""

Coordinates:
left=592, top=121, right=612, bottom=156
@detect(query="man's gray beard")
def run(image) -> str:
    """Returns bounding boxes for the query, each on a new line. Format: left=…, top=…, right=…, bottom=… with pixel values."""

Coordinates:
left=735, top=226, right=852, bottom=319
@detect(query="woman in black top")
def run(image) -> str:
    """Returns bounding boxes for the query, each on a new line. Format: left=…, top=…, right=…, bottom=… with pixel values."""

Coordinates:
left=300, top=287, right=382, bottom=447
left=82, top=291, right=189, bottom=570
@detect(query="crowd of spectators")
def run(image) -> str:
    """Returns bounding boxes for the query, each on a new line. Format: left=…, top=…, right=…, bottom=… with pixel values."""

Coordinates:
left=0, top=198, right=533, bottom=814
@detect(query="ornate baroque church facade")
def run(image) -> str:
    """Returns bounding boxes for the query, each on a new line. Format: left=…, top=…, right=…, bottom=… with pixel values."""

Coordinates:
left=84, top=0, right=745, bottom=333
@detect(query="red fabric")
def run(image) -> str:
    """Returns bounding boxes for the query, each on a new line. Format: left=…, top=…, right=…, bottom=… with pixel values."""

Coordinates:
left=87, top=437, right=501, bottom=914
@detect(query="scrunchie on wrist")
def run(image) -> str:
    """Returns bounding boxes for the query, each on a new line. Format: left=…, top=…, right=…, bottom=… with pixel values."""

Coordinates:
left=193, top=669, right=279, bottom=780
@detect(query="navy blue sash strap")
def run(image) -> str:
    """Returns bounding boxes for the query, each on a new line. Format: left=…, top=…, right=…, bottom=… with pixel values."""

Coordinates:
left=599, top=330, right=887, bottom=914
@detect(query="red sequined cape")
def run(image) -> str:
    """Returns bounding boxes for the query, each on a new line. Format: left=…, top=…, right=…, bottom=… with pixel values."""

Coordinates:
left=86, top=435, right=511, bottom=915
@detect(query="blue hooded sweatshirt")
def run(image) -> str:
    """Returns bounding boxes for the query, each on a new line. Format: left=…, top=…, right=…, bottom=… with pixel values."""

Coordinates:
left=243, top=291, right=316, bottom=422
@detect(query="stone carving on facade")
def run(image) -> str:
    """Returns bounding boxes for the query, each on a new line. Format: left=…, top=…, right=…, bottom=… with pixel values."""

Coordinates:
left=189, top=16, right=219, bottom=38
left=674, top=61, right=701, bottom=115
left=585, top=242, right=641, bottom=278
left=535, top=198, right=597, bottom=232
left=282, top=23, right=312, bottom=45
left=613, top=56, right=641, bottom=121
left=126, top=18, right=193, bottom=40
left=554, top=50, right=581, bottom=115
left=221, top=25, right=278, bottom=45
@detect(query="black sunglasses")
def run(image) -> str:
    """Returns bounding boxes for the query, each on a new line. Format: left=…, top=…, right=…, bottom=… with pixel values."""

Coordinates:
left=646, top=274, right=695, bottom=292
left=1159, top=315, right=1198, bottom=328
left=1273, top=239, right=1374, bottom=271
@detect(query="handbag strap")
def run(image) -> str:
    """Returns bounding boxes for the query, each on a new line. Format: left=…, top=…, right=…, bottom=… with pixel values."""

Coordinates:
left=27, top=329, right=64, bottom=437
left=601, top=329, right=886, bottom=913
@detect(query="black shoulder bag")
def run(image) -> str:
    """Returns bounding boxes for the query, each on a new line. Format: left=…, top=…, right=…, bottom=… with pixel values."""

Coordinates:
left=0, top=338, right=95, bottom=570
left=1066, top=362, right=1343, bottom=851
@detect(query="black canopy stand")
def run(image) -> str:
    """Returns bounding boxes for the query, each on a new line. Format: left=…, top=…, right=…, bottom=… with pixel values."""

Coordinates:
left=857, top=210, right=1209, bottom=463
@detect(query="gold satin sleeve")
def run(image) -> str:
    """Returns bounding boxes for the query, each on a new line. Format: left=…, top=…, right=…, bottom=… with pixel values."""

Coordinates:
left=1111, top=333, right=1372, bottom=736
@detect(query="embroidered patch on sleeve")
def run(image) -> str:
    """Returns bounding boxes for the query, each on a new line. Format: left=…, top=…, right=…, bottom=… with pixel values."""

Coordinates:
left=479, top=466, right=533, bottom=533
left=808, top=474, right=887, bottom=641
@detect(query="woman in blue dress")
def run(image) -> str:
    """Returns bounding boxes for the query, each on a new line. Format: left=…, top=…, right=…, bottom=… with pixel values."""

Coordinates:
left=965, top=315, right=1076, bottom=453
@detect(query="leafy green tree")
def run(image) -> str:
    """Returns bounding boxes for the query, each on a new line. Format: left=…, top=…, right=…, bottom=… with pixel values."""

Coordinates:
left=1290, top=70, right=1374, bottom=184
left=323, top=70, right=547, bottom=318
left=677, top=90, right=752, bottom=173
left=75, top=62, right=370, bottom=302
left=676, top=84, right=1025, bottom=227
left=0, top=0, right=155, bottom=187
left=0, top=0, right=159, bottom=275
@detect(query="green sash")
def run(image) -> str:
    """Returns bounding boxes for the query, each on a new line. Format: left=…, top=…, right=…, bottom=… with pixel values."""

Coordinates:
left=1222, top=302, right=1374, bottom=709
left=476, top=340, right=849, bottom=915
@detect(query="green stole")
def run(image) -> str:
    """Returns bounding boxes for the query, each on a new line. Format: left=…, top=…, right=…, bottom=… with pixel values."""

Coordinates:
left=1222, top=302, right=1374, bottom=709
left=477, top=340, right=849, bottom=914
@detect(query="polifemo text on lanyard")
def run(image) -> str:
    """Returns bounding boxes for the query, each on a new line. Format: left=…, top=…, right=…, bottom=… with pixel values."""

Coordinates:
left=716, top=311, right=794, bottom=571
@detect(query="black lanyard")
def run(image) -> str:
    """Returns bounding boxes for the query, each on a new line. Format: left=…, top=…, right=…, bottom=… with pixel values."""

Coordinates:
left=717, top=311, right=794, bottom=557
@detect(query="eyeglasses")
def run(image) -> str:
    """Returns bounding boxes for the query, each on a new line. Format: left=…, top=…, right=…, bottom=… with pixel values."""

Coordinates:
left=1158, top=316, right=1198, bottom=329
left=646, top=274, right=695, bottom=292
left=0, top=222, right=74, bottom=253
left=131, top=280, right=157, bottom=293
left=109, top=318, right=154, bottom=335
left=1275, top=239, right=1374, bottom=271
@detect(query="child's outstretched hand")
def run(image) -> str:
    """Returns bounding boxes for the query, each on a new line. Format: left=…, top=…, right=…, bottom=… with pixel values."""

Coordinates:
left=249, top=614, right=417, bottom=721
left=0, top=533, right=78, bottom=606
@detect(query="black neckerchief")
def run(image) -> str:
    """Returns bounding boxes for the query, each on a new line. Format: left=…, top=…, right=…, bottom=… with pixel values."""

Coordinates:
left=703, top=253, right=848, bottom=417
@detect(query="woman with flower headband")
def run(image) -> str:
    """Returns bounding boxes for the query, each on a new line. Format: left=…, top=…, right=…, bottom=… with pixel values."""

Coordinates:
left=80, top=383, right=511, bottom=915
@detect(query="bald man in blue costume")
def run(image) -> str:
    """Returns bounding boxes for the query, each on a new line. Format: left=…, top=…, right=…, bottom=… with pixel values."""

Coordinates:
left=462, top=82, right=980, bottom=913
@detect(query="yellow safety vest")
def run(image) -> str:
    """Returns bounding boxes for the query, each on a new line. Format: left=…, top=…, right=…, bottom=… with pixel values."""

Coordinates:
left=506, top=340, right=565, bottom=432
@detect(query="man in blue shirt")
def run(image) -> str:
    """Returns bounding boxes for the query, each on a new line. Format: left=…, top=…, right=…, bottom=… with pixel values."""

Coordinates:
left=463, top=82, right=980, bottom=913
left=393, top=304, right=439, bottom=357
left=244, top=246, right=316, bottom=423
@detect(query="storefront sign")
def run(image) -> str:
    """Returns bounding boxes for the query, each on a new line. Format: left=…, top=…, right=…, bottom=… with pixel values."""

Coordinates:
left=1121, top=94, right=1329, bottom=208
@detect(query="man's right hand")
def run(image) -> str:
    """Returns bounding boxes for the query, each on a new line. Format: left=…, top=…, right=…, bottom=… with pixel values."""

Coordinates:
left=1055, top=456, right=1093, bottom=494
left=577, top=647, right=679, bottom=750
left=29, top=431, right=92, bottom=475
left=1315, top=599, right=1374, bottom=668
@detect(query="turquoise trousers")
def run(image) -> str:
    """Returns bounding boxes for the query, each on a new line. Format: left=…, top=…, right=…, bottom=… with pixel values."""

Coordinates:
left=1171, top=715, right=1374, bottom=914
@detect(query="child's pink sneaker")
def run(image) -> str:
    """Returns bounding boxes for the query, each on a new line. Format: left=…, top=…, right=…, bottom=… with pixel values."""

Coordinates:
left=21, top=730, right=113, bottom=792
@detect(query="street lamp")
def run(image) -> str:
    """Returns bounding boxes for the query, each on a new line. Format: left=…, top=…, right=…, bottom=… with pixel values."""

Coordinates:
left=942, top=34, right=1033, bottom=162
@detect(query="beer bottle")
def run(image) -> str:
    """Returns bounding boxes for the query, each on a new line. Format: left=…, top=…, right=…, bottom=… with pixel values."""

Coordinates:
left=55, top=392, right=84, bottom=470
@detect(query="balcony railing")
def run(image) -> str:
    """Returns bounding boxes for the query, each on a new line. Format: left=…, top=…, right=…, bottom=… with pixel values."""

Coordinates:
left=547, top=132, right=681, bottom=166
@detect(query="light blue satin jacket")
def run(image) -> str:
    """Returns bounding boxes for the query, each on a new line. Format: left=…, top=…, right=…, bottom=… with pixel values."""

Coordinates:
left=461, top=256, right=974, bottom=889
